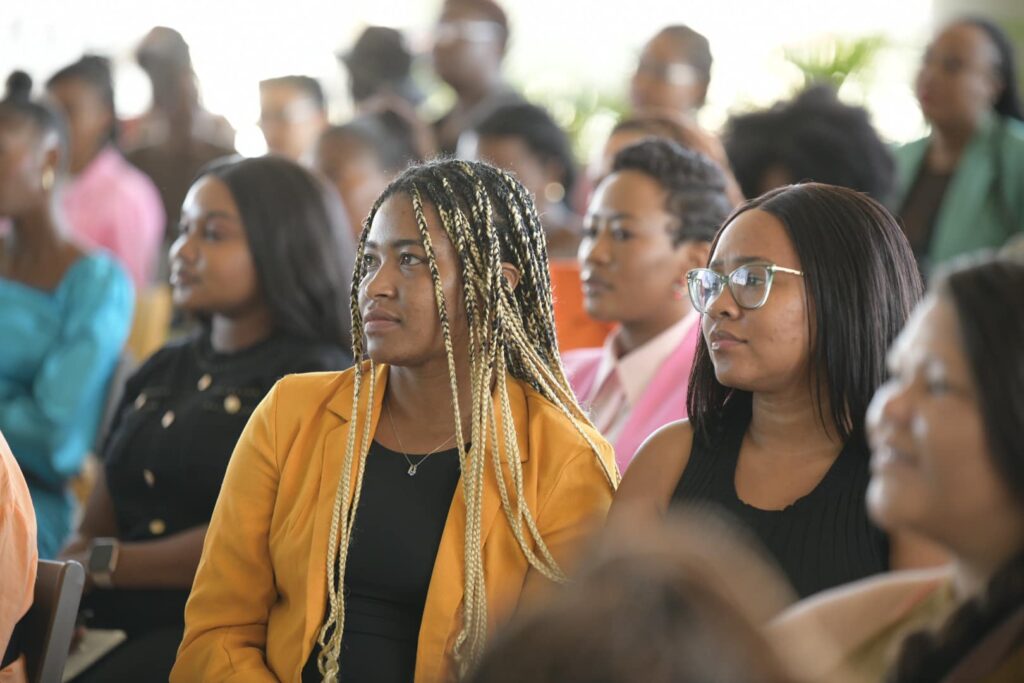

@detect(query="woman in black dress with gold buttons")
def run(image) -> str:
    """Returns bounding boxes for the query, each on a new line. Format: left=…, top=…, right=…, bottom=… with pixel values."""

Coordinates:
left=59, top=156, right=354, bottom=681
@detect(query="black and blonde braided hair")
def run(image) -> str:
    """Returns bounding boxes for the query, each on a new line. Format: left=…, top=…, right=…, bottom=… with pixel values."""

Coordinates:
left=315, top=159, right=618, bottom=681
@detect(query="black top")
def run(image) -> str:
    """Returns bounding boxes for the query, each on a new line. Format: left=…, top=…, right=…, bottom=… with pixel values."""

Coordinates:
left=303, top=441, right=462, bottom=683
left=899, top=165, right=954, bottom=272
left=671, top=400, right=888, bottom=598
left=81, top=332, right=351, bottom=636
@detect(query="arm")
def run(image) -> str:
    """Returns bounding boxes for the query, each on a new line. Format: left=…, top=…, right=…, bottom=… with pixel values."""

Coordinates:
left=171, top=385, right=285, bottom=683
left=0, top=261, right=133, bottom=487
left=61, top=467, right=208, bottom=590
left=0, top=433, right=37, bottom=655
left=605, top=420, right=694, bottom=541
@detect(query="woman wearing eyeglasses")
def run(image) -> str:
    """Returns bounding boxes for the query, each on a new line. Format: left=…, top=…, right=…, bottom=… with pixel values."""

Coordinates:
left=611, top=183, right=944, bottom=599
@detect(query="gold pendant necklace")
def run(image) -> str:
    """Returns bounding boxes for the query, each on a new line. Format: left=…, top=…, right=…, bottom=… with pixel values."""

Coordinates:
left=384, top=401, right=456, bottom=476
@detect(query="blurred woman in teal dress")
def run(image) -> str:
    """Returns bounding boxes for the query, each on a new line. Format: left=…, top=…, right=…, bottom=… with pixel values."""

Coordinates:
left=0, top=72, right=133, bottom=557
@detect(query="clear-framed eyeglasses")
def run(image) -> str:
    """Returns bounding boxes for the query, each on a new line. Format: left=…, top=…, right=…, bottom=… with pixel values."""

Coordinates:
left=686, top=263, right=804, bottom=314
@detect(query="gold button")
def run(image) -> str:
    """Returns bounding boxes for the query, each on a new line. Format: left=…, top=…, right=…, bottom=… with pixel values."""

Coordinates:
left=149, top=519, right=167, bottom=535
left=223, top=394, right=241, bottom=414
left=143, top=469, right=156, bottom=487
left=197, top=374, right=212, bottom=391
left=134, top=393, right=147, bottom=409
left=161, top=410, right=175, bottom=428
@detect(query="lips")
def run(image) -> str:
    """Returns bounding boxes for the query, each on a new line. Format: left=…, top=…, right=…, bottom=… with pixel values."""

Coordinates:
left=708, top=328, right=746, bottom=351
left=870, top=444, right=917, bottom=474
left=169, top=269, right=199, bottom=287
left=362, top=307, right=401, bottom=332
left=581, top=272, right=613, bottom=296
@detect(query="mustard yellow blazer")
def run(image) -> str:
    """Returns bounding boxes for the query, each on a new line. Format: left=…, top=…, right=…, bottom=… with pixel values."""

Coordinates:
left=171, top=364, right=616, bottom=683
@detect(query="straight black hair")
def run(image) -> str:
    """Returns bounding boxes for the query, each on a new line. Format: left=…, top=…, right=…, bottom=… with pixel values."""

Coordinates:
left=687, top=183, right=923, bottom=447
left=199, top=156, right=353, bottom=348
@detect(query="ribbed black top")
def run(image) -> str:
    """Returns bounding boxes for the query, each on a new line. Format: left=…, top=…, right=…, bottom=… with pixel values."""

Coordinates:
left=671, top=400, right=888, bottom=598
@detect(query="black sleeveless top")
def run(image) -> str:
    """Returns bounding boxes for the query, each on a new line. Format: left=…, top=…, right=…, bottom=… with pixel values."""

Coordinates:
left=671, top=400, right=888, bottom=598
left=303, top=440, right=462, bottom=683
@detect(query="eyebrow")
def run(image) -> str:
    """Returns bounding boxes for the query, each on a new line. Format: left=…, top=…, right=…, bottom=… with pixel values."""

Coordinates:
left=708, top=255, right=770, bottom=269
left=586, top=211, right=634, bottom=221
left=364, top=239, right=425, bottom=250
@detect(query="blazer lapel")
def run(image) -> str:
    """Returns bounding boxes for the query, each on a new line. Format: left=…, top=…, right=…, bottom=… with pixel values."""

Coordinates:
left=931, top=116, right=996, bottom=263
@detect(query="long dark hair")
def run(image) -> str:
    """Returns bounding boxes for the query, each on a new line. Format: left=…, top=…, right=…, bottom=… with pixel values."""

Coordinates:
left=957, top=16, right=1023, bottom=122
left=887, top=257, right=1024, bottom=682
left=686, top=183, right=923, bottom=447
left=199, top=156, right=354, bottom=348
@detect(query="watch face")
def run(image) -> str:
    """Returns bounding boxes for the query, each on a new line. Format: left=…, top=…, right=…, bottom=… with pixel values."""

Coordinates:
left=89, top=543, right=116, bottom=573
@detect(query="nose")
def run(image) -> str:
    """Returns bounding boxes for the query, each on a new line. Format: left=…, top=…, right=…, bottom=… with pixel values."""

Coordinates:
left=169, top=227, right=198, bottom=266
left=361, top=258, right=398, bottom=302
left=579, top=228, right=612, bottom=267
left=704, top=278, right=740, bottom=320
left=866, top=377, right=914, bottom=443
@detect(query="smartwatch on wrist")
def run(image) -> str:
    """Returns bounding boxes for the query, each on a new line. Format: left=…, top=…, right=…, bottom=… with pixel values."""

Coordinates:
left=87, top=538, right=120, bottom=588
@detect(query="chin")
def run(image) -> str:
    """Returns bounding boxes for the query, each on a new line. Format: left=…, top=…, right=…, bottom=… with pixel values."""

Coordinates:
left=866, top=475, right=925, bottom=535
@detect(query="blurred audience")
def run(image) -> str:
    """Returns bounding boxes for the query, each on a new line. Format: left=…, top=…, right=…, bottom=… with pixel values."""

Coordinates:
left=431, top=0, right=524, bottom=154
left=124, top=27, right=236, bottom=277
left=564, top=140, right=731, bottom=473
left=468, top=511, right=799, bottom=683
left=59, top=156, right=354, bottom=682
left=773, top=256, right=1024, bottom=683
left=724, top=85, right=895, bottom=203
left=339, top=26, right=423, bottom=109
left=893, top=17, right=1024, bottom=274
left=612, top=184, right=941, bottom=599
left=46, top=55, right=164, bottom=291
left=460, top=102, right=580, bottom=258
left=259, top=75, right=328, bottom=166
left=315, top=111, right=420, bottom=235
left=0, top=72, right=133, bottom=559
left=0, top=431, right=37, bottom=683
left=630, top=25, right=712, bottom=119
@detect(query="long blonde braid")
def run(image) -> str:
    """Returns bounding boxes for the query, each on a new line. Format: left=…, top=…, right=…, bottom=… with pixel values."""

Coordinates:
left=316, top=160, right=618, bottom=681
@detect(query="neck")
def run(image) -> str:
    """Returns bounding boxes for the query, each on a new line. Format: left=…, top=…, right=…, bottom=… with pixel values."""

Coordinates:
left=71, top=143, right=105, bottom=176
left=748, top=380, right=840, bottom=456
left=384, top=351, right=475, bottom=442
left=928, top=120, right=978, bottom=171
left=616, top=300, right=691, bottom=356
left=456, top=75, right=502, bottom=109
left=6, top=204, right=63, bottom=262
left=209, top=308, right=274, bottom=353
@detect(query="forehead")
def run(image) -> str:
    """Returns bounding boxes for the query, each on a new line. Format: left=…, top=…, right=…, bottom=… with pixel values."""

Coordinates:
left=710, top=209, right=799, bottom=268
left=260, top=83, right=315, bottom=106
left=367, top=192, right=452, bottom=248
left=932, top=23, right=998, bottom=61
left=183, top=175, right=239, bottom=215
left=891, top=295, right=968, bottom=374
left=642, top=32, right=694, bottom=63
left=476, top=134, right=534, bottom=165
left=590, top=169, right=666, bottom=214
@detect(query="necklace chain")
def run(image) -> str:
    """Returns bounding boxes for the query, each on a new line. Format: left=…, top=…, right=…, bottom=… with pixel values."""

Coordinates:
left=384, top=401, right=456, bottom=476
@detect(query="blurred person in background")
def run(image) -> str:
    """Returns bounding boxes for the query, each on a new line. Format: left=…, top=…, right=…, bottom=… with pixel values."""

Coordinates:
left=60, top=156, right=354, bottom=682
left=431, top=0, right=523, bottom=155
left=0, top=431, right=38, bottom=683
left=315, top=111, right=421, bottom=236
left=460, top=102, right=581, bottom=259
left=125, top=27, right=236, bottom=276
left=630, top=25, right=713, bottom=121
left=46, top=55, right=164, bottom=291
left=339, top=26, right=424, bottom=110
left=773, top=257, right=1024, bottom=683
left=467, top=511, right=800, bottom=683
left=724, top=85, right=896, bottom=204
left=591, top=113, right=744, bottom=207
left=0, top=72, right=133, bottom=558
left=611, top=184, right=944, bottom=599
left=259, top=75, right=328, bottom=166
left=892, top=17, right=1024, bottom=275
left=564, top=140, right=731, bottom=473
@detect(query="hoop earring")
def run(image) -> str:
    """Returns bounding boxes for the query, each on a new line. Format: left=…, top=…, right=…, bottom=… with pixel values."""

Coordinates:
left=41, top=168, right=55, bottom=192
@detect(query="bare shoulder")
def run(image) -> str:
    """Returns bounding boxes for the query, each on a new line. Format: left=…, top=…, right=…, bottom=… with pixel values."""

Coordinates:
left=610, top=419, right=695, bottom=519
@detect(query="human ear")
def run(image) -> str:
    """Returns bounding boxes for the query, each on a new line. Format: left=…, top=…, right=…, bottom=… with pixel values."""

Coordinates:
left=500, top=262, right=522, bottom=291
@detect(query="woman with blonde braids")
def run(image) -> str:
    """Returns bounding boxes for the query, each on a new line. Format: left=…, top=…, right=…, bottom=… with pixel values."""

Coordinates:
left=171, top=159, right=617, bottom=683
